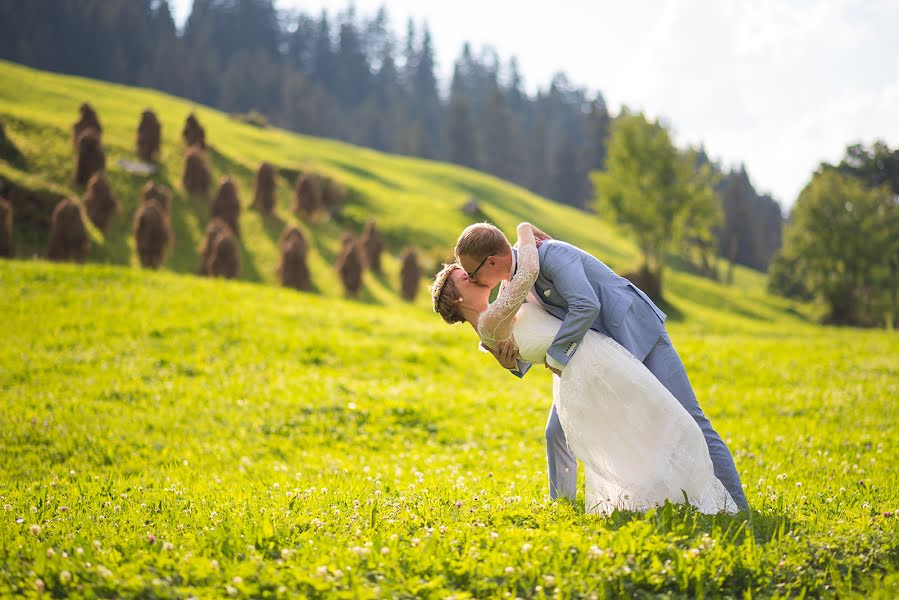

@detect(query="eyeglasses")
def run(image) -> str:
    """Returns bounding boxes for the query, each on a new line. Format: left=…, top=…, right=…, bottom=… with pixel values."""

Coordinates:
left=467, top=255, right=490, bottom=280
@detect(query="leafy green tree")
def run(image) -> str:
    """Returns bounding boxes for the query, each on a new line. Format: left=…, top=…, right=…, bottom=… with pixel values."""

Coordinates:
left=680, top=149, right=723, bottom=279
left=591, top=112, right=719, bottom=299
left=772, top=168, right=899, bottom=327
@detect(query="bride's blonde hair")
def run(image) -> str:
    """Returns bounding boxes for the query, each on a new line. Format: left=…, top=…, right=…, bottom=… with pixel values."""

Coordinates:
left=430, top=263, right=465, bottom=324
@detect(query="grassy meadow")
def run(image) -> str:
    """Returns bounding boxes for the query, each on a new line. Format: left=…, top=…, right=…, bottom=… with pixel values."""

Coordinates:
left=1, top=60, right=898, bottom=597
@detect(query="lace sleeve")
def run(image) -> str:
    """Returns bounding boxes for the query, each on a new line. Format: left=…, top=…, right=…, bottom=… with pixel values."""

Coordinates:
left=478, top=224, right=539, bottom=348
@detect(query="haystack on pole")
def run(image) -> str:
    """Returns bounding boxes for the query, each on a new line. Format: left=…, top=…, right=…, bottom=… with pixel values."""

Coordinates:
left=72, top=102, right=102, bottom=146
left=140, top=180, right=172, bottom=214
left=133, top=199, right=172, bottom=269
left=46, top=198, right=90, bottom=262
left=277, top=225, right=312, bottom=291
left=292, top=172, right=322, bottom=219
left=210, top=176, right=241, bottom=236
left=74, top=129, right=106, bottom=187
left=136, top=109, right=162, bottom=161
left=182, top=112, right=206, bottom=148
left=198, top=218, right=239, bottom=278
left=182, top=147, right=212, bottom=199
left=252, top=162, right=277, bottom=215
left=320, top=176, right=346, bottom=216
left=82, top=171, right=119, bottom=232
left=361, top=219, right=384, bottom=274
left=335, top=232, right=364, bottom=298
left=0, top=197, right=14, bottom=258
left=400, top=248, right=422, bottom=302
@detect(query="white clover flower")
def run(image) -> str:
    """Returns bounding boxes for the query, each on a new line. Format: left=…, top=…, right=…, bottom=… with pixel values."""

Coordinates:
left=225, top=585, right=238, bottom=596
left=410, top=538, right=421, bottom=547
left=162, top=542, right=174, bottom=551
left=210, top=559, right=219, bottom=570
left=59, top=570, right=72, bottom=584
left=544, top=575, right=556, bottom=586
left=29, top=524, right=41, bottom=535
left=521, top=543, right=532, bottom=553
left=97, top=565, right=112, bottom=578
left=380, top=547, right=390, bottom=555
left=35, top=579, right=45, bottom=593
left=3, top=504, right=11, bottom=511
left=504, top=567, right=515, bottom=575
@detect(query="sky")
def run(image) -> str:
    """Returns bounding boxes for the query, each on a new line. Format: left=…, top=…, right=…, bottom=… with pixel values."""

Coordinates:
left=170, top=0, right=899, bottom=210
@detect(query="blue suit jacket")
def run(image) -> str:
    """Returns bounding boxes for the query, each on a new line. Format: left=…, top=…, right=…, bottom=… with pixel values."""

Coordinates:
left=513, top=240, right=667, bottom=377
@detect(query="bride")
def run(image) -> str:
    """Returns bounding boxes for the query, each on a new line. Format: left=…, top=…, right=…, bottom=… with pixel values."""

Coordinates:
left=431, top=223, right=737, bottom=514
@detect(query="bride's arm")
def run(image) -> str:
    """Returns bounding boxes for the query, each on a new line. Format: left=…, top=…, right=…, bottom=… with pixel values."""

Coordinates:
left=479, top=222, right=540, bottom=345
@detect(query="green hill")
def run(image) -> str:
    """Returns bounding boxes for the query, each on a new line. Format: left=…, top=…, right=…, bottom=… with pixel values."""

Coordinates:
left=0, top=59, right=813, bottom=333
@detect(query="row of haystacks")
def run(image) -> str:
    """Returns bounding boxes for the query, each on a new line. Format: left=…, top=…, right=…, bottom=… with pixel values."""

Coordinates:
left=330, top=222, right=422, bottom=301
left=4, top=184, right=423, bottom=300
left=3, top=104, right=424, bottom=301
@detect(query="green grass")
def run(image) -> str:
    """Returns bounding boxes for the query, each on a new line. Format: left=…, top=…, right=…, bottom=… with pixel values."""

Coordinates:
left=1, top=60, right=897, bottom=598
left=1, top=261, right=897, bottom=598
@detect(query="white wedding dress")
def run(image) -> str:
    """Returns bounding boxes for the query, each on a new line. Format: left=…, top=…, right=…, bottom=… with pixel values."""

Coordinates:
left=479, top=238, right=737, bottom=515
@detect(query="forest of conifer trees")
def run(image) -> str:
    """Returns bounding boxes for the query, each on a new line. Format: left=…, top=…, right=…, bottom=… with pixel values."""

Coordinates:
left=0, top=0, right=783, bottom=272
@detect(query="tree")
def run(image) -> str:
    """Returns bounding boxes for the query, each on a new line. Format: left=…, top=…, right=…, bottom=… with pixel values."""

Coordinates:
left=680, top=149, right=723, bottom=279
left=334, top=7, right=371, bottom=108
left=716, top=165, right=783, bottom=276
left=772, top=168, right=898, bottom=327
left=591, top=112, right=719, bottom=299
left=446, top=63, right=479, bottom=169
left=482, top=75, right=514, bottom=179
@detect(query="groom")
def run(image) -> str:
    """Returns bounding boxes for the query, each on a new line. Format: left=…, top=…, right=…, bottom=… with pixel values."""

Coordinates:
left=454, top=223, right=748, bottom=511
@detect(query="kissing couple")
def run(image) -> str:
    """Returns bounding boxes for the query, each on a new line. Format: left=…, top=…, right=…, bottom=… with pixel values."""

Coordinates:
left=431, top=222, right=748, bottom=514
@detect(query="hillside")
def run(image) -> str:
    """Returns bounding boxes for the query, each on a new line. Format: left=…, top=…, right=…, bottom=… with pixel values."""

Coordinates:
left=0, top=59, right=812, bottom=333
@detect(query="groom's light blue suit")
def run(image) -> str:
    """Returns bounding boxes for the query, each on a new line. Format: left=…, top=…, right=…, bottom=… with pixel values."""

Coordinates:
left=510, top=240, right=748, bottom=510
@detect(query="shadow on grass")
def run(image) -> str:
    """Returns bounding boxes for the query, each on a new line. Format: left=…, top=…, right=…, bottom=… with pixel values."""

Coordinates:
left=654, top=297, right=686, bottom=323
left=324, top=158, right=402, bottom=190
left=258, top=210, right=287, bottom=247
left=583, top=501, right=796, bottom=547
left=207, top=146, right=254, bottom=182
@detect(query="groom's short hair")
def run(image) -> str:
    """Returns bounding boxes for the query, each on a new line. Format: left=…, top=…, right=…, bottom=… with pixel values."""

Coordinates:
left=454, top=223, right=511, bottom=260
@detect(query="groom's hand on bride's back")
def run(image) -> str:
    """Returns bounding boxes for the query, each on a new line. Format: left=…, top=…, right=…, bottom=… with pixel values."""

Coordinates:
left=532, top=229, right=551, bottom=246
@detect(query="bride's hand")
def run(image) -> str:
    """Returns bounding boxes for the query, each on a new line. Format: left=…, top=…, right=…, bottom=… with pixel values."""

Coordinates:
left=519, top=222, right=552, bottom=247
left=489, top=339, right=519, bottom=370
